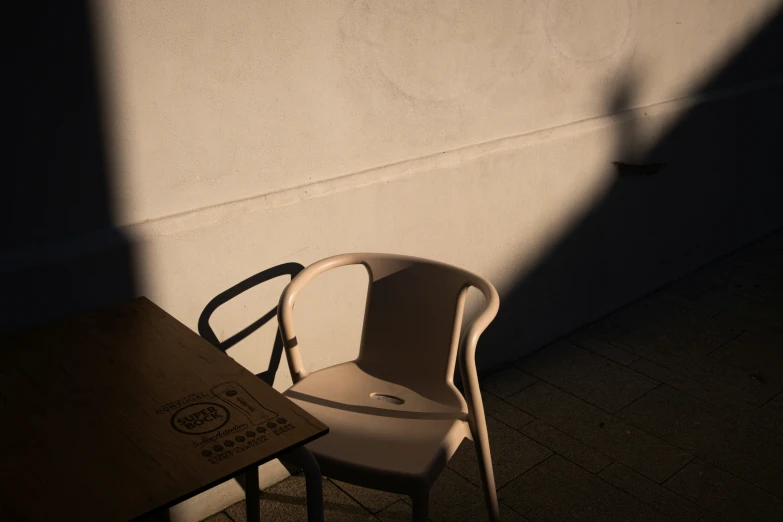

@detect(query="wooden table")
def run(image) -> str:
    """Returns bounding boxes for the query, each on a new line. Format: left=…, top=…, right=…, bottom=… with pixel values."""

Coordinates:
left=0, top=297, right=328, bottom=522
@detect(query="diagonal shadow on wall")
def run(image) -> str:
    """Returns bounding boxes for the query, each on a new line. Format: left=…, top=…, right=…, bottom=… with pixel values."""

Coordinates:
left=478, top=4, right=783, bottom=368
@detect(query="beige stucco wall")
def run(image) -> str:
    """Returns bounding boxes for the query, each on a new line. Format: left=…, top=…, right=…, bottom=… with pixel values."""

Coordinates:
left=84, top=1, right=783, bottom=519
left=96, top=0, right=776, bottom=225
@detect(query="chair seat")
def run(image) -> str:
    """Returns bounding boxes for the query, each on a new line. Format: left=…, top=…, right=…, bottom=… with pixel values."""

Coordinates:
left=284, top=362, right=470, bottom=493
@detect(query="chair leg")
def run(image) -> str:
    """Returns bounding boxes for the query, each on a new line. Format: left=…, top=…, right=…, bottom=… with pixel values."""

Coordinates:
left=411, top=488, right=429, bottom=522
left=473, top=434, right=500, bottom=522
left=244, top=467, right=260, bottom=522
left=281, top=446, right=324, bottom=522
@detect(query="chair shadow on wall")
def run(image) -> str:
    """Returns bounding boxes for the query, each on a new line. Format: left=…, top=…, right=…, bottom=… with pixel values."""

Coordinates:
left=197, top=262, right=309, bottom=496
left=198, top=262, right=304, bottom=387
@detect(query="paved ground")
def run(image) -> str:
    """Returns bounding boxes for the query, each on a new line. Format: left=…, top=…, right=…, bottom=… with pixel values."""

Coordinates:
left=203, top=230, right=782, bottom=521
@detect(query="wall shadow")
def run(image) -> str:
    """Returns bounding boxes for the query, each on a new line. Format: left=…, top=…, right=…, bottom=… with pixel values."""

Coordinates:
left=198, top=263, right=304, bottom=386
left=479, top=5, right=783, bottom=368
left=3, top=2, right=136, bottom=334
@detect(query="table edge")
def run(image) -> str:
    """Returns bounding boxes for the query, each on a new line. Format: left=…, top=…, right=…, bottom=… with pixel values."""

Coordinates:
left=130, top=427, right=328, bottom=521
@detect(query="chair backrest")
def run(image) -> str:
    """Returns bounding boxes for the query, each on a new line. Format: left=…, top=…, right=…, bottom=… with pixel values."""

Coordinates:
left=356, top=257, right=467, bottom=391
left=278, top=253, right=499, bottom=404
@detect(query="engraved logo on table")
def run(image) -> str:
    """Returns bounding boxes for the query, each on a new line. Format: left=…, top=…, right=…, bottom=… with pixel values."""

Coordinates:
left=157, top=382, right=300, bottom=464
left=155, top=392, right=210, bottom=415
left=170, top=402, right=231, bottom=435
left=210, top=382, right=278, bottom=425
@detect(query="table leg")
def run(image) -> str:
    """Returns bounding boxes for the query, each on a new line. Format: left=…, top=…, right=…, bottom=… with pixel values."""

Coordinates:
left=283, top=446, right=323, bottom=522
left=244, top=467, right=260, bottom=522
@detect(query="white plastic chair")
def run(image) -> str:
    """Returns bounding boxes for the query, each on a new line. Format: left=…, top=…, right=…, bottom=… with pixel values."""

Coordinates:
left=277, top=253, right=500, bottom=521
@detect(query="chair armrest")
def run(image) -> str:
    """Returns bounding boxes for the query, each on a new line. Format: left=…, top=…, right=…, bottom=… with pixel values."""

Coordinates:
left=277, top=254, right=367, bottom=383
left=458, top=277, right=500, bottom=427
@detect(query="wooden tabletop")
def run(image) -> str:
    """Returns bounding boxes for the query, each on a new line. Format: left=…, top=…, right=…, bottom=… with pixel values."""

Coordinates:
left=0, top=297, right=328, bottom=522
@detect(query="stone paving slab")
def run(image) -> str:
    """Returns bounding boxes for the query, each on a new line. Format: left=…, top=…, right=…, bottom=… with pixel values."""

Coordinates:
left=507, top=381, right=693, bottom=483
left=629, top=357, right=766, bottom=412
left=709, top=331, right=783, bottom=385
left=518, top=340, right=658, bottom=412
left=224, top=475, right=374, bottom=522
left=568, top=332, right=640, bottom=365
left=714, top=309, right=783, bottom=343
left=618, top=385, right=783, bottom=497
left=375, top=499, right=411, bottom=522
left=201, top=512, right=233, bottom=522
left=447, top=416, right=552, bottom=489
left=598, top=462, right=705, bottom=521
left=695, top=288, right=783, bottom=331
left=375, top=499, right=412, bottom=522
left=520, top=420, right=613, bottom=473
left=612, top=309, right=742, bottom=362
left=629, top=347, right=782, bottom=408
left=426, top=468, right=528, bottom=522
left=664, top=460, right=783, bottom=522
left=330, top=478, right=402, bottom=514
left=481, top=391, right=535, bottom=429
left=383, top=467, right=529, bottom=522
left=499, top=455, right=673, bottom=522
left=480, top=366, right=537, bottom=398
